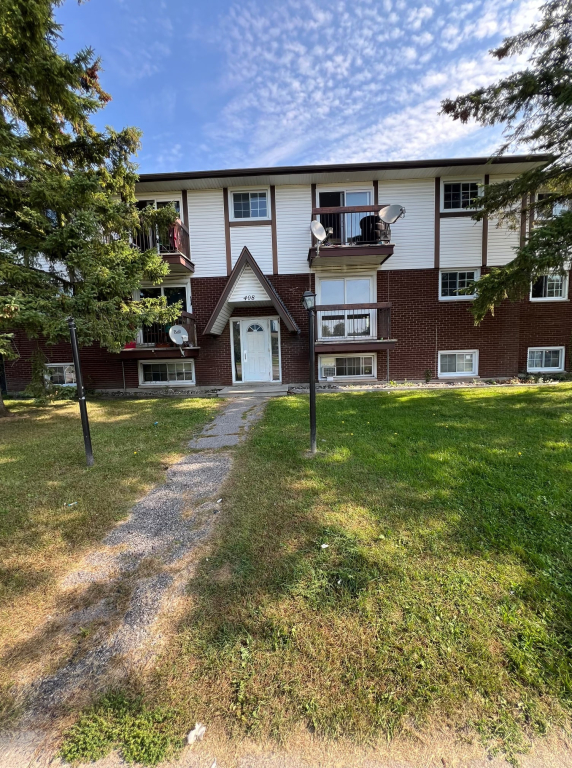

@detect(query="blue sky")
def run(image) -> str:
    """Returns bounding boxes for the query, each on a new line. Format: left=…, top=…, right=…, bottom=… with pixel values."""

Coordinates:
left=55, top=0, right=539, bottom=173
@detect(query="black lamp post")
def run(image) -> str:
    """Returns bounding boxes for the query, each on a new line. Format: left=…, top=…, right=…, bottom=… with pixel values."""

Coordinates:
left=67, top=317, right=94, bottom=467
left=302, top=290, right=317, bottom=454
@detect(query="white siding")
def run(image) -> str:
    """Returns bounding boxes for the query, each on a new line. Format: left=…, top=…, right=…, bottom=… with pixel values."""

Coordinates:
left=487, top=176, right=520, bottom=266
left=378, top=179, right=434, bottom=270
left=187, top=189, right=227, bottom=278
left=230, top=226, right=273, bottom=273
left=275, top=185, right=312, bottom=274
left=440, top=217, right=483, bottom=268
left=228, top=265, right=270, bottom=303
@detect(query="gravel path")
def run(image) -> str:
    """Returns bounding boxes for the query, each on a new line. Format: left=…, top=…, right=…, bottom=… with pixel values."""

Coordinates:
left=0, top=396, right=270, bottom=768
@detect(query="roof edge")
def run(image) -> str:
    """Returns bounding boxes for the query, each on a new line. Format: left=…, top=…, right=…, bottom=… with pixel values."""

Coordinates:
left=138, top=154, right=553, bottom=184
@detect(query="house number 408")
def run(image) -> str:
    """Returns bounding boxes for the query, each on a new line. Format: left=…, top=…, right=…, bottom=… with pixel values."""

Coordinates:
left=243, top=295, right=255, bottom=300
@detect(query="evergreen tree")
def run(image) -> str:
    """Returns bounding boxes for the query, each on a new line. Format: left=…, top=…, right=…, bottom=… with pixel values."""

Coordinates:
left=0, top=0, right=179, bottom=416
left=441, top=0, right=572, bottom=322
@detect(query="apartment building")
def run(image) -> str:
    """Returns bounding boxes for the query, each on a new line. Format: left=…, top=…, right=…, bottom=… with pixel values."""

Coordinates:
left=5, top=154, right=571, bottom=393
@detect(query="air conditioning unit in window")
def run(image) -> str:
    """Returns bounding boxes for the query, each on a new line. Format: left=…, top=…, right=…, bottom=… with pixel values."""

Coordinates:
left=322, top=366, right=335, bottom=379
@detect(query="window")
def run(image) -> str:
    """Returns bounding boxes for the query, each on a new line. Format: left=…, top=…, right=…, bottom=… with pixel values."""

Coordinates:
left=319, top=355, right=375, bottom=380
left=438, top=350, right=478, bottom=377
left=443, top=181, right=480, bottom=210
left=530, top=273, right=568, bottom=300
left=140, top=360, right=195, bottom=385
left=45, top=363, right=76, bottom=386
left=139, top=284, right=189, bottom=312
left=440, top=270, right=480, bottom=300
left=317, top=276, right=374, bottom=339
left=536, top=193, right=569, bottom=220
left=136, top=199, right=181, bottom=217
left=232, top=191, right=268, bottom=219
left=318, top=189, right=372, bottom=244
left=527, top=347, right=565, bottom=373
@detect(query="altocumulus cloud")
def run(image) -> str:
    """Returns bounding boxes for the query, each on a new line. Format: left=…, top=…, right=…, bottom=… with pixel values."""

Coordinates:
left=196, top=0, right=540, bottom=167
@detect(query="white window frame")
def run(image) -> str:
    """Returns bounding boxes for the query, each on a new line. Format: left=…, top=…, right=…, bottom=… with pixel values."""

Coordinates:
left=318, top=353, right=377, bottom=381
left=527, top=347, right=565, bottom=373
left=529, top=272, right=569, bottom=302
left=316, top=273, right=376, bottom=341
left=441, top=179, right=483, bottom=212
left=439, top=269, right=481, bottom=301
left=229, top=188, right=271, bottom=222
left=138, top=359, right=196, bottom=387
left=229, top=316, right=282, bottom=385
left=438, top=350, right=479, bottom=378
left=45, top=362, right=76, bottom=386
left=137, top=282, right=191, bottom=312
left=135, top=194, right=183, bottom=217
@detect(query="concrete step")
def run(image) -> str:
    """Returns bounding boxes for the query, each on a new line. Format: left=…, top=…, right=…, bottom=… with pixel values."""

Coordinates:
left=217, top=384, right=289, bottom=398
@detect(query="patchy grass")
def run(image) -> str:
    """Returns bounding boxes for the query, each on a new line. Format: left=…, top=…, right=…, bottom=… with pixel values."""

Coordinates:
left=140, top=385, right=572, bottom=764
left=0, top=396, right=219, bottom=718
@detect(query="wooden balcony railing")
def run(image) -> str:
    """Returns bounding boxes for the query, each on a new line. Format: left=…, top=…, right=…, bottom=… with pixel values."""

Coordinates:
left=133, top=218, right=191, bottom=261
left=312, top=205, right=391, bottom=246
left=315, top=303, right=392, bottom=341
left=141, top=311, right=198, bottom=348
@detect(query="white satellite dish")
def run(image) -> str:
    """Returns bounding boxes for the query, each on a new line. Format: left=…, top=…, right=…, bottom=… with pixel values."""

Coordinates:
left=168, top=324, right=189, bottom=345
left=310, top=220, right=328, bottom=242
left=379, top=205, right=406, bottom=224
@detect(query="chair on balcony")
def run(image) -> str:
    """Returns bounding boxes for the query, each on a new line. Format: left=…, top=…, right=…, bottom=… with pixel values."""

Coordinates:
left=351, top=215, right=387, bottom=244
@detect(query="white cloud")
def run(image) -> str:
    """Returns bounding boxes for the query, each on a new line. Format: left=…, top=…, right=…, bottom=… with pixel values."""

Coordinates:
left=190, top=0, right=541, bottom=169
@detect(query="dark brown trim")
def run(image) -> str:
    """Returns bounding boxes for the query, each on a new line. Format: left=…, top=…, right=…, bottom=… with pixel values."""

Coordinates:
left=373, top=179, right=378, bottom=206
left=162, top=254, right=195, bottom=273
left=119, top=347, right=199, bottom=359
left=439, top=211, right=477, bottom=218
left=222, top=188, right=231, bottom=275
left=434, top=177, right=440, bottom=269
left=181, top=189, right=189, bottom=228
left=308, top=244, right=394, bottom=265
left=270, top=185, right=278, bottom=274
left=482, top=174, right=489, bottom=268
left=314, top=302, right=391, bottom=311
left=311, top=183, right=317, bottom=213
left=203, top=246, right=300, bottom=336
left=528, top=192, right=536, bottom=236
left=313, top=204, right=383, bottom=215
left=229, top=219, right=272, bottom=227
left=315, top=340, right=397, bottom=354
left=520, top=194, right=528, bottom=247
left=137, top=154, right=552, bottom=184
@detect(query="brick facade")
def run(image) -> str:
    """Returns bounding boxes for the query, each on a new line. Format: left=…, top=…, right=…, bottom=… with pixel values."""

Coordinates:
left=4, top=268, right=571, bottom=392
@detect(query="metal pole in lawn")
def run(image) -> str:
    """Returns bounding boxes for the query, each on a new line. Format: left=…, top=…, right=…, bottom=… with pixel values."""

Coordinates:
left=302, top=290, right=317, bottom=454
left=67, top=317, right=94, bottom=467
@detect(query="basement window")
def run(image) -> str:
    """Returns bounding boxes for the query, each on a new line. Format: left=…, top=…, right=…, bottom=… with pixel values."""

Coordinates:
left=438, top=350, right=478, bottom=377
left=319, top=355, right=375, bottom=380
left=140, top=360, right=195, bottom=385
left=45, top=363, right=76, bottom=386
left=527, top=347, right=565, bottom=373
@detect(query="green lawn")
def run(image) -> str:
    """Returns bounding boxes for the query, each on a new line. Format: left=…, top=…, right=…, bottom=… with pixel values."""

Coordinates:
left=146, top=385, right=572, bottom=762
left=0, top=396, right=219, bottom=718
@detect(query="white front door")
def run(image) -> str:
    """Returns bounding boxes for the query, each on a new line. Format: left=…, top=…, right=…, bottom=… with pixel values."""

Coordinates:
left=241, top=319, right=271, bottom=382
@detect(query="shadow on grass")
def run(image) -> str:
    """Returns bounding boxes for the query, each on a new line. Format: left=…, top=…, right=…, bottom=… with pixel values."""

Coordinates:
left=152, top=386, right=572, bottom=759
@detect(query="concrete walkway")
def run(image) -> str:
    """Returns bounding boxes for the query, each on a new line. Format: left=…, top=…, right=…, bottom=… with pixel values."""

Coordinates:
left=0, top=396, right=271, bottom=768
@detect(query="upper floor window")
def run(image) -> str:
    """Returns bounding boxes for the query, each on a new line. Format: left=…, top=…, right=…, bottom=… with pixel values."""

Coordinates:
left=139, top=284, right=189, bottom=313
left=530, top=273, right=568, bottom=301
left=317, top=276, right=374, bottom=339
left=536, top=193, right=569, bottom=221
left=440, top=269, right=480, bottom=300
left=136, top=198, right=181, bottom=217
left=318, top=190, right=372, bottom=245
left=232, top=190, right=268, bottom=220
left=443, top=181, right=480, bottom=210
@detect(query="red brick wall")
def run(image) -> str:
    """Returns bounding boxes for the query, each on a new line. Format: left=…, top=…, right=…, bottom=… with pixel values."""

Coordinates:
left=4, top=269, right=572, bottom=391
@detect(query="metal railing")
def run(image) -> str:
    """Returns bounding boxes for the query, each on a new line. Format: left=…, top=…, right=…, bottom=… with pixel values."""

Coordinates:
left=312, top=205, right=391, bottom=246
left=315, top=303, right=392, bottom=340
left=140, top=311, right=197, bottom=347
left=133, top=219, right=191, bottom=260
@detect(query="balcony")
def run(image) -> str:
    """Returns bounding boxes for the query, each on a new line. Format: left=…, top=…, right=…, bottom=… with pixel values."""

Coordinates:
left=308, top=205, right=395, bottom=268
left=314, top=302, right=396, bottom=354
left=133, top=219, right=194, bottom=274
left=120, top=311, right=199, bottom=359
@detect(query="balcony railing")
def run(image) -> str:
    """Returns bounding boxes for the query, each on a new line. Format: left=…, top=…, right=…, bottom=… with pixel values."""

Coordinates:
left=140, top=311, right=198, bottom=348
left=314, top=205, right=391, bottom=246
left=133, top=219, right=191, bottom=261
left=315, top=303, right=392, bottom=341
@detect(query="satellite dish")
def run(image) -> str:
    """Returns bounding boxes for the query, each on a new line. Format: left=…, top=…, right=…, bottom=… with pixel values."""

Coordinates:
left=168, top=324, right=189, bottom=346
left=310, top=220, right=327, bottom=242
left=379, top=205, right=406, bottom=224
